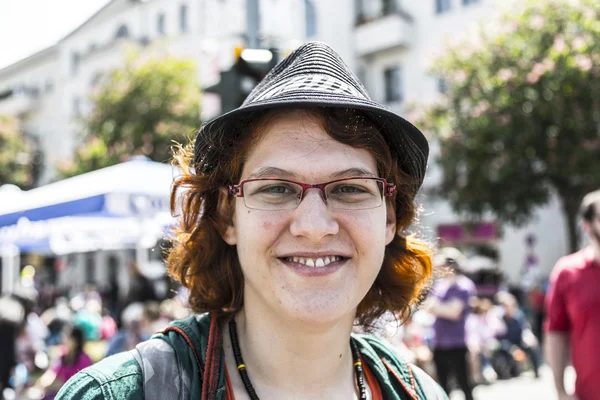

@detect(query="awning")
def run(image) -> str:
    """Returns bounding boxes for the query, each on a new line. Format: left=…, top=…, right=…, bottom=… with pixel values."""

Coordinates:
left=0, top=157, right=180, bottom=253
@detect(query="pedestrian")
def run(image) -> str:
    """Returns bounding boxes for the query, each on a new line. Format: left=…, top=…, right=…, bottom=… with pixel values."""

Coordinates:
left=424, top=247, right=476, bottom=400
left=56, top=41, right=446, bottom=399
left=545, top=189, right=600, bottom=400
left=105, top=303, right=150, bottom=357
left=0, top=295, right=25, bottom=395
left=496, top=292, right=541, bottom=379
left=124, top=262, right=157, bottom=305
left=28, top=325, right=92, bottom=400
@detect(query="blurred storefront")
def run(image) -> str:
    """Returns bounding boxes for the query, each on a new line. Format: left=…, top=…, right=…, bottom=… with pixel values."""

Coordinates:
left=437, top=221, right=503, bottom=298
left=0, top=157, right=177, bottom=297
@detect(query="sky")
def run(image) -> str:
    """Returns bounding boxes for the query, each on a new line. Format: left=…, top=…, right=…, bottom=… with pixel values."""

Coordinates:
left=0, top=0, right=111, bottom=69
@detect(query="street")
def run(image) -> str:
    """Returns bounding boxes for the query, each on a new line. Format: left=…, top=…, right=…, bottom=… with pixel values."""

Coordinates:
left=449, top=366, right=576, bottom=400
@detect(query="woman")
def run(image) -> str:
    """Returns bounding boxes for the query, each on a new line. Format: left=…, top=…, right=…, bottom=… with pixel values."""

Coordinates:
left=57, top=42, right=446, bottom=399
left=29, top=326, right=92, bottom=399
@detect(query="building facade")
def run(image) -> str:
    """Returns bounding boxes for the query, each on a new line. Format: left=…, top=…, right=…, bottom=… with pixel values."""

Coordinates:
left=0, top=0, right=569, bottom=287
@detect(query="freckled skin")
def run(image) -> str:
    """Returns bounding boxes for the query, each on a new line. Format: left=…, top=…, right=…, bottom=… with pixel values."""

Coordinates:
left=223, top=110, right=396, bottom=326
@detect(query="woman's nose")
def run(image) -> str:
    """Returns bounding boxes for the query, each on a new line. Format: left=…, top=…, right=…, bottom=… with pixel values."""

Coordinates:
left=289, top=189, right=339, bottom=241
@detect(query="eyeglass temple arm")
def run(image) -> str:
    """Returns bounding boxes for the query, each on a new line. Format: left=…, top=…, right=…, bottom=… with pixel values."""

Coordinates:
left=384, top=183, right=396, bottom=196
left=229, top=185, right=241, bottom=196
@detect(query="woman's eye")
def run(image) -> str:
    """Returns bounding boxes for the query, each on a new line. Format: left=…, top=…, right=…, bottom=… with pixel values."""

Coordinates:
left=336, top=185, right=367, bottom=193
left=261, top=185, right=291, bottom=194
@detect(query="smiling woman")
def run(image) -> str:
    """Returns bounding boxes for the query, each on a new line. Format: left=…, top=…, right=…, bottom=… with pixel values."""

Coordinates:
left=56, top=42, right=447, bottom=400
left=171, top=107, right=430, bottom=328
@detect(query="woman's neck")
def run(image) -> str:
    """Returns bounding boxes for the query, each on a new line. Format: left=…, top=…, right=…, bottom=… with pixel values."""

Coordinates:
left=223, top=303, right=359, bottom=399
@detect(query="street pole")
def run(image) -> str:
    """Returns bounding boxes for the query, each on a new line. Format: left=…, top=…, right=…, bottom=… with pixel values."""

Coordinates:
left=246, top=0, right=260, bottom=48
left=1, top=243, right=20, bottom=294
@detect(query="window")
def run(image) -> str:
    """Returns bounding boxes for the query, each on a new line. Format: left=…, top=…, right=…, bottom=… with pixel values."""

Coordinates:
left=108, top=256, right=119, bottom=283
left=305, top=0, right=317, bottom=37
left=435, top=0, right=451, bottom=14
left=90, top=72, right=104, bottom=88
left=180, top=4, right=188, bottom=33
left=384, top=67, right=402, bottom=102
left=115, top=24, right=130, bottom=39
left=71, top=52, right=80, bottom=75
left=73, top=96, right=81, bottom=117
left=157, top=13, right=166, bottom=35
left=85, top=252, right=95, bottom=284
left=382, top=0, right=399, bottom=15
left=438, top=77, right=448, bottom=93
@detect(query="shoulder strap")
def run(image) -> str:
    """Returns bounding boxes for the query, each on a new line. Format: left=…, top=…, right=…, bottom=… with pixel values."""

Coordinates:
left=381, top=359, right=418, bottom=400
left=199, top=313, right=224, bottom=400
left=133, top=338, right=191, bottom=400
left=352, top=334, right=432, bottom=399
left=162, top=325, right=205, bottom=386
left=138, top=313, right=224, bottom=400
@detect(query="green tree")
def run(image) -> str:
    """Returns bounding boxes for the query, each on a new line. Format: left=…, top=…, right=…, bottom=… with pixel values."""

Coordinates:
left=417, top=0, right=600, bottom=252
left=59, top=52, right=201, bottom=177
left=0, top=115, right=38, bottom=189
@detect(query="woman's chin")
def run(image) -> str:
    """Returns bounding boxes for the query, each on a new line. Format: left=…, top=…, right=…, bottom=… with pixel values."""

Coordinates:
left=278, top=292, right=356, bottom=326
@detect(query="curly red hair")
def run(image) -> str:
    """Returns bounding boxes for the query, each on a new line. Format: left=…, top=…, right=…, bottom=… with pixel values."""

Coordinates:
left=167, top=107, right=433, bottom=327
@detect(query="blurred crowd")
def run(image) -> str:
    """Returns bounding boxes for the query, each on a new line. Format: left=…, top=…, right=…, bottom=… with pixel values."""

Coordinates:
left=0, top=252, right=549, bottom=400
left=386, top=289, right=544, bottom=382
left=0, top=265, right=190, bottom=400
left=379, top=246, right=549, bottom=400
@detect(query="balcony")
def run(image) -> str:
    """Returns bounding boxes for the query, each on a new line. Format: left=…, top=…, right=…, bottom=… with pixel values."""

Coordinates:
left=0, top=89, right=38, bottom=117
left=354, top=11, right=414, bottom=57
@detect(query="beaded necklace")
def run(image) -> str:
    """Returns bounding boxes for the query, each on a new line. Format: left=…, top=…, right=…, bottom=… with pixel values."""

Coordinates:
left=228, top=318, right=368, bottom=400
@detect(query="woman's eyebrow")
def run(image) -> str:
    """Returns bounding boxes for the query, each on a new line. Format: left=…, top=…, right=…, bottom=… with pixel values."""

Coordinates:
left=329, top=168, right=377, bottom=178
left=247, top=167, right=295, bottom=179
left=247, top=167, right=376, bottom=180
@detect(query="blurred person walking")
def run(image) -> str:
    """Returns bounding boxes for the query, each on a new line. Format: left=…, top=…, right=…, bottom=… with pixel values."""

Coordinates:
left=0, top=295, right=25, bottom=396
left=466, top=297, right=504, bottom=385
left=105, top=303, right=153, bottom=357
left=125, top=262, right=157, bottom=305
left=545, top=190, right=600, bottom=400
left=28, top=326, right=92, bottom=400
left=425, top=247, right=476, bottom=400
left=496, top=292, right=541, bottom=379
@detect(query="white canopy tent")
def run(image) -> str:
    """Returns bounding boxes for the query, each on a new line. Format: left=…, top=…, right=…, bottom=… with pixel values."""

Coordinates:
left=0, top=157, right=180, bottom=293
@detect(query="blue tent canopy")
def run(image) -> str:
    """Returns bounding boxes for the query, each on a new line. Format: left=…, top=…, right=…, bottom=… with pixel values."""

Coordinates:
left=0, top=158, right=179, bottom=253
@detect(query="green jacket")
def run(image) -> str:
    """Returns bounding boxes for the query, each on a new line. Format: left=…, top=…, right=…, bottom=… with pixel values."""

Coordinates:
left=56, top=313, right=446, bottom=399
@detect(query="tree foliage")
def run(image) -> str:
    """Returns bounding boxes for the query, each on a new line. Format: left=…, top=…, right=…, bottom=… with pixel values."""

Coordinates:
left=0, top=115, right=38, bottom=189
left=416, top=0, right=600, bottom=251
left=59, top=51, right=201, bottom=177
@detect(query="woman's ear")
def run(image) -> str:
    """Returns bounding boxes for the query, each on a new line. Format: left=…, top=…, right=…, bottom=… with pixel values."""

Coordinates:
left=218, top=187, right=237, bottom=245
left=385, top=204, right=397, bottom=245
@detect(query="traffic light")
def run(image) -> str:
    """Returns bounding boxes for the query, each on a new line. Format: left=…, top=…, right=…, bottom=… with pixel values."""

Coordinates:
left=204, top=47, right=278, bottom=114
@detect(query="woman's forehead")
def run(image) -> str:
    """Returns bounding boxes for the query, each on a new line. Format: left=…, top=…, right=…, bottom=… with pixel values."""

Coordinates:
left=241, top=110, right=378, bottom=178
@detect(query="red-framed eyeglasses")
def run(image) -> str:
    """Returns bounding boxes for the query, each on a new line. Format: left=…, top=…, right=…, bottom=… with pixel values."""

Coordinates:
left=229, top=176, right=396, bottom=211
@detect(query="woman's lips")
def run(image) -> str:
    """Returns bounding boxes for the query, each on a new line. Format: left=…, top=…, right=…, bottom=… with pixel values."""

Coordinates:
left=278, top=256, right=348, bottom=277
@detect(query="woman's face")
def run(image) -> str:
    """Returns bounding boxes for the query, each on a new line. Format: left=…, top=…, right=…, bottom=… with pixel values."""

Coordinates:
left=64, top=331, right=76, bottom=352
left=222, top=109, right=396, bottom=325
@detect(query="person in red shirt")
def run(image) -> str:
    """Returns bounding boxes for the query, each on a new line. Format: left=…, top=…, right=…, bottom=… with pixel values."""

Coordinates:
left=545, top=189, right=600, bottom=400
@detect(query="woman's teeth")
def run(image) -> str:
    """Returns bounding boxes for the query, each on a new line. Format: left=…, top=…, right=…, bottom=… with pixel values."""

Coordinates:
left=283, top=256, right=342, bottom=267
